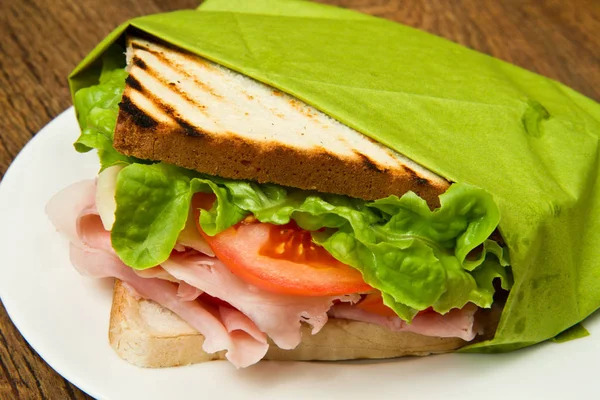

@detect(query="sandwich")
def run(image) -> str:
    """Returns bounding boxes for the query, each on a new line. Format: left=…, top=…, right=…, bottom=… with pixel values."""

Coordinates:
left=48, top=0, right=600, bottom=369
left=48, top=35, right=510, bottom=368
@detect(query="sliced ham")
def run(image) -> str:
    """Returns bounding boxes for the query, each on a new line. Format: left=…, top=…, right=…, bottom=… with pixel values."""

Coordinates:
left=177, top=281, right=203, bottom=301
left=162, top=252, right=360, bottom=349
left=46, top=179, right=96, bottom=245
left=47, top=181, right=268, bottom=368
left=328, top=303, right=478, bottom=341
left=134, top=266, right=179, bottom=282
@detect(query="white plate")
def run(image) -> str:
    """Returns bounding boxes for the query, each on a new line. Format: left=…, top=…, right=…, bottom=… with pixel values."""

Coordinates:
left=1, top=108, right=599, bottom=400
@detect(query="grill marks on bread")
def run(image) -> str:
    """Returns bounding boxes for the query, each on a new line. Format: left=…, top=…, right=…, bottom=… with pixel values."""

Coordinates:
left=122, top=52, right=212, bottom=137
left=119, top=95, right=157, bottom=129
left=114, top=37, right=450, bottom=204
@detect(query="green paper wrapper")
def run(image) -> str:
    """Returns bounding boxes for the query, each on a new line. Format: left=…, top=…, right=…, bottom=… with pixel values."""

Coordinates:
left=68, top=0, right=600, bottom=352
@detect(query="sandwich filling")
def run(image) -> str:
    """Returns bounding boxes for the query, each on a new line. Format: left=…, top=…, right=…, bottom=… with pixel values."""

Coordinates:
left=52, top=47, right=513, bottom=368
left=48, top=177, right=487, bottom=367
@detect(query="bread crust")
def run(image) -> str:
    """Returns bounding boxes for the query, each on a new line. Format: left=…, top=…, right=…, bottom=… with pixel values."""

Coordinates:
left=109, top=280, right=226, bottom=367
left=112, top=37, right=450, bottom=206
left=114, top=111, right=448, bottom=205
left=109, top=280, right=467, bottom=367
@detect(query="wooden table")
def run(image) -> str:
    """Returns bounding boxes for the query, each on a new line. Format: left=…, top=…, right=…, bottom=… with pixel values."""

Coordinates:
left=1, top=0, right=598, bottom=398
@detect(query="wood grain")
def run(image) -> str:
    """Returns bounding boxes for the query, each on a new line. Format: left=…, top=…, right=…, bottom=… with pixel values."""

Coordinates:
left=0, top=0, right=598, bottom=398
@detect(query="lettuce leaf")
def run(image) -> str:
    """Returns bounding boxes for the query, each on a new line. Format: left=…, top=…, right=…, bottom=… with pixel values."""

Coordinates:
left=112, top=162, right=511, bottom=321
left=112, top=163, right=248, bottom=267
left=72, top=45, right=139, bottom=170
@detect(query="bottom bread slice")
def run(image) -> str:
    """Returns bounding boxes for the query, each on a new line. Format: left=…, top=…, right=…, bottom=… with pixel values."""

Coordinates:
left=108, top=280, right=467, bottom=367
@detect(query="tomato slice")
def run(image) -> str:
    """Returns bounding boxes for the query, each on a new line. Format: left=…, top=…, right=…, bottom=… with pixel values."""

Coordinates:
left=192, top=193, right=372, bottom=296
left=355, top=292, right=397, bottom=317
left=356, top=292, right=437, bottom=317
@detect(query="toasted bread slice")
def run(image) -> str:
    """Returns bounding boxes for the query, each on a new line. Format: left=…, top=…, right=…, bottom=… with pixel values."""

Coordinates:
left=109, top=280, right=469, bottom=367
left=112, top=36, right=450, bottom=205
